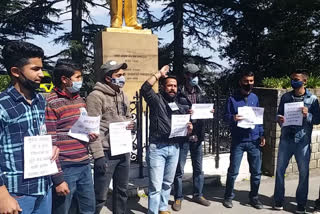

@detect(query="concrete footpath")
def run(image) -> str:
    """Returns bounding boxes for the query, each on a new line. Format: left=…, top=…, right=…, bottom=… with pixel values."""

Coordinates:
left=101, top=169, right=320, bottom=214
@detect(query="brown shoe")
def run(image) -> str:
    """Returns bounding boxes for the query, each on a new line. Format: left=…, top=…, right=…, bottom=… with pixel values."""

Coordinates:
left=172, top=199, right=182, bottom=211
left=192, top=196, right=211, bottom=206
left=159, top=211, right=171, bottom=214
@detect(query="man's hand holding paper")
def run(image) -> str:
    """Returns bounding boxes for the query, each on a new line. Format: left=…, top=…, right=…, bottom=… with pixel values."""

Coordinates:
left=237, top=106, right=264, bottom=129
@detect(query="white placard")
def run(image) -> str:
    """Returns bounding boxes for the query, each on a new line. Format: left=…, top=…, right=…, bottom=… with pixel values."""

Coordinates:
left=24, top=135, right=58, bottom=179
left=283, top=102, right=304, bottom=127
left=109, top=121, right=132, bottom=156
left=68, top=115, right=100, bottom=142
left=169, top=114, right=191, bottom=138
left=191, top=104, right=214, bottom=120
left=237, top=106, right=264, bottom=129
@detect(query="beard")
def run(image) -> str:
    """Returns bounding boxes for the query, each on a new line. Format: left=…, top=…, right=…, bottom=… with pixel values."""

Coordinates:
left=162, top=90, right=176, bottom=102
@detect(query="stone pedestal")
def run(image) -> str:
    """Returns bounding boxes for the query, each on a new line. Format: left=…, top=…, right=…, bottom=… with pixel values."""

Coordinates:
left=254, top=87, right=320, bottom=176
left=94, top=30, right=158, bottom=101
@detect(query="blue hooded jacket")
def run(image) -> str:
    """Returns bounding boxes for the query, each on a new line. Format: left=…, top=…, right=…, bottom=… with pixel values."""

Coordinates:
left=224, top=90, right=264, bottom=142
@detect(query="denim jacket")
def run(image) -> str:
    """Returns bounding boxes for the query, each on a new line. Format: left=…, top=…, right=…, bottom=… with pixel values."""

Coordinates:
left=277, top=89, right=320, bottom=144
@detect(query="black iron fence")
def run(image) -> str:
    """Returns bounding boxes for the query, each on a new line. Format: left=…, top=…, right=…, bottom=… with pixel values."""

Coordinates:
left=130, top=90, right=232, bottom=177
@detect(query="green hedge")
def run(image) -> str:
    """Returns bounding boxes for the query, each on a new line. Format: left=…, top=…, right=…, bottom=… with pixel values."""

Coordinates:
left=0, top=75, right=10, bottom=92
left=262, top=75, right=320, bottom=89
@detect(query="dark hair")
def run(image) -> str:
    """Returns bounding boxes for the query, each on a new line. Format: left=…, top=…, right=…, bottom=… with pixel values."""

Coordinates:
left=240, top=71, right=255, bottom=79
left=160, top=75, right=178, bottom=86
left=53, top=59, right=82, bottom=87
left=2, top=41, right=44, bottom=75
left=291, top=69, right=309, bottom=79
left=104, top=69, right=119, bottom=78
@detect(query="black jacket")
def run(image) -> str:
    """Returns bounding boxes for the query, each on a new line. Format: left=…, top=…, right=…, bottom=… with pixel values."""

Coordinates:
left=141, top=81, right=191, bottom=143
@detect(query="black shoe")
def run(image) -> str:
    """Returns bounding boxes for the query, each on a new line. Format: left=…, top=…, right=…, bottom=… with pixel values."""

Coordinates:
left=223, top=199, right=233, bottom=208
left=296, top=204, right=306, bottom=214
left=250, top=198, right=263, bottom=209
left=273, top=201, right=283, bottom=210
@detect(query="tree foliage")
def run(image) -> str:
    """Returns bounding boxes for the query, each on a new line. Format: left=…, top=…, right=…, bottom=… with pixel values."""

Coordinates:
left=0, top=0, right=62, bottom=70
left=142, top=0, right=222, bottom=82
left=216, top=0, right=320, bottom=87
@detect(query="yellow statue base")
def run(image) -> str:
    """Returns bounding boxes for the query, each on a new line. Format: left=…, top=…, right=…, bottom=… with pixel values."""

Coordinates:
left=106, top=26, right=152, bottom=34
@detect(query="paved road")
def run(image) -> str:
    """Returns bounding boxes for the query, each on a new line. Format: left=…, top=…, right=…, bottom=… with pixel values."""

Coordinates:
left=101, top=169, right=320, bottom=214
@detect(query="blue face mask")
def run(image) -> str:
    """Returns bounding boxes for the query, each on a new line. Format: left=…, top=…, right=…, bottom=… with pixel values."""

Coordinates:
left=112, top=76, right=125, bottom=88
left=67, top=81, right=83, bottom=93
left=189, top=76, right=199, bottom=87
left=291, top=80, right=303, bottom=89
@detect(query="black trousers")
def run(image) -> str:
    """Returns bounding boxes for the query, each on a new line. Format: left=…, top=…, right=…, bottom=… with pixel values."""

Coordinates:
left=94, top=151, right=130, bottom=214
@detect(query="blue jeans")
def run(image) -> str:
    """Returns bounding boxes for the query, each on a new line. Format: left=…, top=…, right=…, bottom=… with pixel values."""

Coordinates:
left=274, top=138, right=311, bottom=206
left=53, top=164, right=95, bottom=214
left=11, top=188, right=52, bottom=214
left=147, top=142, right=180, bottom=214
left=224, top=140, right=262, bottom=200
left=174, top=141, right=204, bottom=200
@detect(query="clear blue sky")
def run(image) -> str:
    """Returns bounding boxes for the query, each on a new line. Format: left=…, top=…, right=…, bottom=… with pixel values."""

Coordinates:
left=28, top=1, right=228, bottom=69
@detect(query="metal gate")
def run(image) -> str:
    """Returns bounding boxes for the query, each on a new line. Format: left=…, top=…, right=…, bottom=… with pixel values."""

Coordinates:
left=130, top=89, right=232, bottom=177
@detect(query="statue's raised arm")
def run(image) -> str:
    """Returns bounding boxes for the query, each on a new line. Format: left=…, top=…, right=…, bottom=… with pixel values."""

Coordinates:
left=110, top=0, right=142, bottom=29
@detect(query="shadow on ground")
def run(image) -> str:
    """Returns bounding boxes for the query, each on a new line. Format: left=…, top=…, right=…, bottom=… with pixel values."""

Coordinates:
left=103, top=183, right=316, bottom=214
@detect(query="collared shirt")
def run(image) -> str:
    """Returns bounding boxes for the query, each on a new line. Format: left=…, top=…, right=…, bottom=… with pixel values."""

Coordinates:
left=185, top=87, right=197, bottom=104
left=0, top=85, right=51, bottom=195
left=224, top=90, right=264, bottom=142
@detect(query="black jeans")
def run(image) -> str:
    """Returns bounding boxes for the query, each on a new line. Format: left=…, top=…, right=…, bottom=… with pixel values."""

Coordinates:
left=94, top=151, right=130, bottom=214
left=174, top=141, right=204, bottom=200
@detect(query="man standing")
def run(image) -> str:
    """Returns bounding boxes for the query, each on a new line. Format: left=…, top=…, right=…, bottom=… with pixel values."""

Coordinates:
left=0, top=41, right=58, bottom=213
left=172, top=64, right=211, bottom=211
left=223, top=71, right=265, bottom=209
left=86, top=60, right=134, bottom=214
left=141, top=66, right=193, bottom=214
left=45, top=59, right=97, bottom=214
left=273, top=71, right=320, bottom=213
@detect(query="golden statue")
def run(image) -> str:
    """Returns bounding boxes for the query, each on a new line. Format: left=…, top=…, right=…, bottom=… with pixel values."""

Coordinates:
left=110, top=0, right=142, bottom=29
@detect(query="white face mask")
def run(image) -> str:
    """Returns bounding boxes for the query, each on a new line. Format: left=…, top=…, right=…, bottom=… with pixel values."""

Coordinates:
left=66, top=81, right=83, bottom=93
left=189, top=76, right=199, bottom=86
left=111, top=76, right=126, bottom=88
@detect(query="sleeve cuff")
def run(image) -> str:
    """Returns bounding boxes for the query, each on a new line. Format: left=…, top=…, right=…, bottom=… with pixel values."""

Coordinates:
left=52, top=173, right=64, bottom=186
left=0, top=176, right=4, bottom=186
left=92, top=150, right=105, bottom=160
left=307, top=112, right=313, bottom=123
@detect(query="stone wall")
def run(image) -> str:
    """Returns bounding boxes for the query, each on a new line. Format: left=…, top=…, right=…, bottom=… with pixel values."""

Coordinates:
left=254, top=87, right=320, bottom=176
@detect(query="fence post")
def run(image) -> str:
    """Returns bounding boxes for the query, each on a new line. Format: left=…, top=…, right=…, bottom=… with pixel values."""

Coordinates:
left=136, top=90, right=144, bottom=178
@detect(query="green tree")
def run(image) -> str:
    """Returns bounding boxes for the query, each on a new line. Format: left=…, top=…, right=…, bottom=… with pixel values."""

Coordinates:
left=142, top=0, right=222, bottom=82
left=0, top=0, right=62, bottom=70
left=216, top=0, right=320, bottom=86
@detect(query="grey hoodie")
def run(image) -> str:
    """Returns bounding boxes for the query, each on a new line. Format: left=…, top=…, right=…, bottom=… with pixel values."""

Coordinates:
left=86, top=82, right=131, bottom=159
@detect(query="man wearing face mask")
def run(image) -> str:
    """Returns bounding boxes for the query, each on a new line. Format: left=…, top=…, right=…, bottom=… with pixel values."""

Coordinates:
left=223, top=71, right=265, bottom=210
left=45, top=59, right=98, bottom=214
left=273, top=71, right=320, bottom=213
left=172, top=64, right=211, bottom=212
left=86, top=60, right=134, bottom=214
left=0, top=41, right=59, bottom=214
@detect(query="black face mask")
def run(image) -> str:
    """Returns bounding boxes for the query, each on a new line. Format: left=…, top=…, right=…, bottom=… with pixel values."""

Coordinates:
left=19, top=71, right=40, bottom=90
left=241, top=84, right=253, bottom=92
